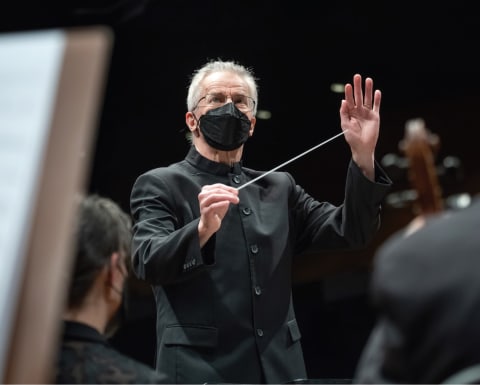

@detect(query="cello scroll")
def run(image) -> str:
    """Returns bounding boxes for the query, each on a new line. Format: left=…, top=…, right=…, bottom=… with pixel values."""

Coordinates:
left=399, top=118, right=444, bottom=216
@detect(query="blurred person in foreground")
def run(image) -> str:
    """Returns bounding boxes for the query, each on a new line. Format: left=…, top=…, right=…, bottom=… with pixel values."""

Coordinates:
left=54, top=194, right=167, bottom=384
left=354, top=196, right=480, bottom=384
left=130, top=59, right=392, bottom=384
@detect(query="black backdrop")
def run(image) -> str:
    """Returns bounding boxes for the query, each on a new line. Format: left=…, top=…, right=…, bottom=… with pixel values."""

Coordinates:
left=3, top=0, right=480, bottom=380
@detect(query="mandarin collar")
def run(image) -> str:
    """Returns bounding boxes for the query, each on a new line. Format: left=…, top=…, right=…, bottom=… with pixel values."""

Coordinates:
left=185, top=146, right=243, bottom=176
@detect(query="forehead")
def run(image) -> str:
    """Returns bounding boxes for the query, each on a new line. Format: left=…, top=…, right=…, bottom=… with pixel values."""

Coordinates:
left=202, top=71, right=249, bottom=94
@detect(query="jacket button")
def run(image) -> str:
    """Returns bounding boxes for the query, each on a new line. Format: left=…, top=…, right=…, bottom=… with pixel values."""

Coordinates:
left=254, top=286, right=262, bottom=295
left=232, top=176, right=241, bottom=184
left=256, top=329, right=264, bottom=337
left=250, top=244, right=258, bottom=254
left=242, top=207, right=251, bottom=215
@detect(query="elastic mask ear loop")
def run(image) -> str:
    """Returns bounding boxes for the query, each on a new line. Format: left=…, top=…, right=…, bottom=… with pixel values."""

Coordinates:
left=192, top=112, right=200, bottom=127
left=191, top=109, right=198, bottom=120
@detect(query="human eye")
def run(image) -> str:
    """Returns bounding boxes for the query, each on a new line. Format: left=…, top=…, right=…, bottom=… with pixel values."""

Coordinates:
left=233, top=94, right=248, bottom=108
left=206, top=93, right=226, bottom=105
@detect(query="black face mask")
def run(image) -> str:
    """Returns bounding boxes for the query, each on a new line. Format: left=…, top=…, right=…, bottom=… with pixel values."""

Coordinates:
left=198, top=102, right=251, bottom=151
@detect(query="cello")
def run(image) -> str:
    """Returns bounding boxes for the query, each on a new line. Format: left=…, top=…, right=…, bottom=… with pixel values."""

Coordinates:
left=398, top=118, right=444, bottom=234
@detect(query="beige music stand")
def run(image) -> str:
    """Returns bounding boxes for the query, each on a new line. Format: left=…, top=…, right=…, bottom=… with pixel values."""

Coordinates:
left=0, top=26, right=112, bottom=383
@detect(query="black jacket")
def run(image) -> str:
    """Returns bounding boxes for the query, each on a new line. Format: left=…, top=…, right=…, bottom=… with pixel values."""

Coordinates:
left=54, top=321, right=166, bottom=384
left=130, top=146, right=391, bottom=384
left=354, top=198, right=480, bottom=384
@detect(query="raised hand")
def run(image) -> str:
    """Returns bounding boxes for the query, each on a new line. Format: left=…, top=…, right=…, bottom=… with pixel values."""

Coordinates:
left=339, top=74, right=382, bottom=180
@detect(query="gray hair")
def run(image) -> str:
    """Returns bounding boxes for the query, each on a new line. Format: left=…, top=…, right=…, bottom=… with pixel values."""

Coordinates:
left=186, top=59, right=259, bottom=116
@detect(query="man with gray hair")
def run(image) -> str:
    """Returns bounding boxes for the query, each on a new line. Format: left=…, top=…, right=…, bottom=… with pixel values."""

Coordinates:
left=130, top=59, right=391, bottom=383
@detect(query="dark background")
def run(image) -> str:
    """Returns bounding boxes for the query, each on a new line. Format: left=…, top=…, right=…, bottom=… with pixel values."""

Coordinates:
left=3, top=0, right=479, bottom=380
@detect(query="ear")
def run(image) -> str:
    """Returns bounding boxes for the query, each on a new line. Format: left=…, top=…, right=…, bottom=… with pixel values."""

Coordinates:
left=110, top=252, right=120, bottom=273
left=249, top=117, right=256, bottom=137
left=185, top=111, right=197, bottom=132
left=106, top=252, right=122, bottom=286
left=105, top=252, right=123, bottom=300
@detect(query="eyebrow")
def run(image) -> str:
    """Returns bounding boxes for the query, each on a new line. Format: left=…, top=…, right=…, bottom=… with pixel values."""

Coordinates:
left=204, top=86, right=249, bottom=94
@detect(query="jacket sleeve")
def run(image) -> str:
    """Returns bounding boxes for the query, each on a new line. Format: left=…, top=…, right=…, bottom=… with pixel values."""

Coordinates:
left=130, top=170, right=215, bottom=285
left=293, top=159, right=392, bottom=254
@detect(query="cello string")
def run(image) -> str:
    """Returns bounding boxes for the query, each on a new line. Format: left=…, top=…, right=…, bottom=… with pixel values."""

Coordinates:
left=236, top=130, right=348, bottom=191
